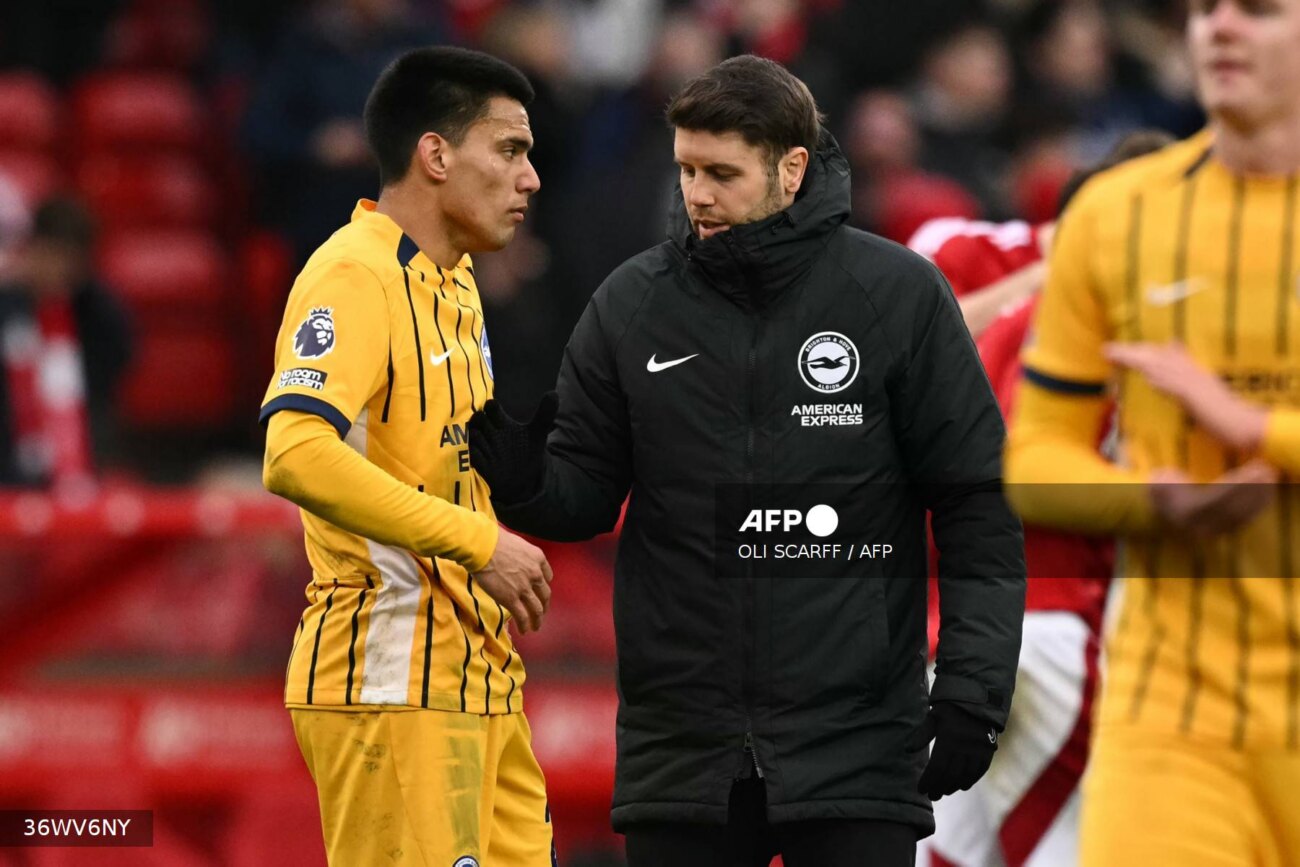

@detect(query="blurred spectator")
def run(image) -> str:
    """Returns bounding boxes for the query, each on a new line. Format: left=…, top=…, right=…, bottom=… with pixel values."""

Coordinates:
left=842, top=89, right=980, bottom=243
left=712, top=0, right=809, bottom=65
left=241, top=0, right=443, bottom=264
left=0, top=197, right=132, bottom=489
left=912, top=22, right=1015, bottom=218
left=0, top=173, right=31, bottom=280
left=1016, top=0, right=1202, bottom=163
left=566, top=0, right=663, bottom=89
left=1008, top=125, right=1077, bottom=225
left=556, top=9, right=725, bottom=298
left=800, top=0, right=983, bottom=123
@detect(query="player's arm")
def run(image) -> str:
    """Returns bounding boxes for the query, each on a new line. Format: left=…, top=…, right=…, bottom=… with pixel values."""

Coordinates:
left=264, top=410, right=499, bottom=571
left=956, top=259, right=1045, bottom=338
left=1003, top=187, right=1158, bottom=535
left=260, top=258, right=496, bottom=572
left=470, top=289, right=632, bottom=541
left=893, top=262, right=1026, bottom=732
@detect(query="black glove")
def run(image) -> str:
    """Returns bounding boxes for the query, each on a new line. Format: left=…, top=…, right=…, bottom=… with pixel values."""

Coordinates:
left=908, top=701, right=999, bottom=800
left=467, top=392, right=558, bottom=504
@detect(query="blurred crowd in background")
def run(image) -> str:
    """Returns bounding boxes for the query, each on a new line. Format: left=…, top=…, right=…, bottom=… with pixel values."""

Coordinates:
left=0, top=0, right=1203, bottom=489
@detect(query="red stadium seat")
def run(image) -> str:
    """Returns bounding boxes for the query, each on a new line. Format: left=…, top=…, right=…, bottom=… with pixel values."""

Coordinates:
left=0, top=150, right=63, bottom=206
left=237, top=231, right=293, bottom=400
left=119, top=327, right=237, bottom=429
left=98, top=229, right=226, bottom=313
left=77, top=154, right=217, bottom=229
left=0, top=73, right=60, bottom=151
left=71, top=73, right=203, bottom=154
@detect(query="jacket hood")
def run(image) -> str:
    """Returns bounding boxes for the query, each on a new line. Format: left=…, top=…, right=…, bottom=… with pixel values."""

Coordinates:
left=668, top=128, right=852, bottom=307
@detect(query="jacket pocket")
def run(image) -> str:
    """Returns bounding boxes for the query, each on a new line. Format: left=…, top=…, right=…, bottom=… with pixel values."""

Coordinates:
left=862, top=576, right=891, bottom=704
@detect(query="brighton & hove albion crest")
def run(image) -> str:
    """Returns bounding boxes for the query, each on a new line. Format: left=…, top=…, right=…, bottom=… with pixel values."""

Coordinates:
left=293, top=307, right=335, bottom=359
left=798, top=331, right=859, bottom=394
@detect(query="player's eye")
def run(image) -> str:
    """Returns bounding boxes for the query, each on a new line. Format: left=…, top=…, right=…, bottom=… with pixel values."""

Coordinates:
left=1240, top=0, right=1281, bottom=16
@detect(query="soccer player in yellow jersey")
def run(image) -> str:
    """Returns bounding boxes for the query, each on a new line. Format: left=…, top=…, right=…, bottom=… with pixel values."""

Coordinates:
left=259, top=47, right=556, bottom=867
left=1006, top=1, right=1300, bottom=864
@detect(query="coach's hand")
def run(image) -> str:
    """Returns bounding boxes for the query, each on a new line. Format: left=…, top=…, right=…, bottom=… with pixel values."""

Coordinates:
left=909, top=702, right=998, bottom=800
left=475, top=529, right=553, bottom=633
left=468, top=393, right=558, bottom=504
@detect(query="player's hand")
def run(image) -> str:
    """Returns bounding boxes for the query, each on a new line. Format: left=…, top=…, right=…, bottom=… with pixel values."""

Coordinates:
left=908, top=702, right=998, bottom=801
left=468, top=393, right=558, bottom=504
left=474, top=529, right=554, bottom=633
left=1148, top=460, right=1278, bottom=535
left=1104, top=341, right=1267, bottom=452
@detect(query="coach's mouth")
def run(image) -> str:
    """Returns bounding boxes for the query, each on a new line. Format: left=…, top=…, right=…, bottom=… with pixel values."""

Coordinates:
left=509, top=206, right=528, bottom=223
left=696, top=220, right=729, bottom=239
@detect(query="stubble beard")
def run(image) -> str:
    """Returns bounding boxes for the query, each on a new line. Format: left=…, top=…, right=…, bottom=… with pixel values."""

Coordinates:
left=741, top=169, right=788, bottom=226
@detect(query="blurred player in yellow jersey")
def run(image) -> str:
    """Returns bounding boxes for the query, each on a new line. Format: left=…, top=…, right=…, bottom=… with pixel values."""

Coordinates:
left=1006, top=1, right=1300, bottom=864
left=259, top=47, right=557, bottom=867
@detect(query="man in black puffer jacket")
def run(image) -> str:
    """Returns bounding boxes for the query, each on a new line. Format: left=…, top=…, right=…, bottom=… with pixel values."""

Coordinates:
left=470, top=55, right=1026, bottom=867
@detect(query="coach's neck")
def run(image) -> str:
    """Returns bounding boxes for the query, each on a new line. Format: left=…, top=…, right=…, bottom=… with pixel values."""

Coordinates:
left=375, top=181, right=464, bottom=271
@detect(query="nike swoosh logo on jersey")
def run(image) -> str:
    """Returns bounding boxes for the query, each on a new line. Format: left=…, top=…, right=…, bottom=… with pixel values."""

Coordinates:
left=647, top=353, right=699, bottom=372
left=430, top=348, right=454, bottom=366
left=1146, top=279, right=1205, bottom=306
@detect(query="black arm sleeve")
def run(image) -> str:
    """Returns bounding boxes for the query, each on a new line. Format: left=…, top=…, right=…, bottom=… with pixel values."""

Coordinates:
left=893, top=265, right=1026, bottom=730
left=492, top=294, right=634, bottom=541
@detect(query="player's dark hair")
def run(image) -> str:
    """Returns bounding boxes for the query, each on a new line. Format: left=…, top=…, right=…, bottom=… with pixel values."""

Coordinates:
left=666, top=55, right=825, bottom=168
left=364, top=46, right=535, bottom=187
left=1057, top=129, right=1176, bottom=214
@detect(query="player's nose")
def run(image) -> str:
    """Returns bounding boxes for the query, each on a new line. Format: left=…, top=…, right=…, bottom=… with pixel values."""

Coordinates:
left=518, top=158, right=540, bottom=194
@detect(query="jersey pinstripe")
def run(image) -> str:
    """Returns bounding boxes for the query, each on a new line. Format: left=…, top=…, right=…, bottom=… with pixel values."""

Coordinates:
left=263, top=200, right=522, bottom=714
left=1021, top=131, right=1300, bottom=748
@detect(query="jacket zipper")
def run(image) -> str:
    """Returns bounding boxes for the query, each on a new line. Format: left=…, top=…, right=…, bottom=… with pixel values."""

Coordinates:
left=722, top=233, right=765, bottom=781
left=743, top=726, right=765, bottom=779
left=742, top=306, right=763, bottom=780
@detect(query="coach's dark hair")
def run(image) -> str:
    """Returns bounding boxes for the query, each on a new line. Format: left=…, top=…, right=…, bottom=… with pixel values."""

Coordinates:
left=666, top=55, right=824, bottom=167
left=1056, top=129, right=1175, bottom=215
left=364, top=46, right=535, bottom=187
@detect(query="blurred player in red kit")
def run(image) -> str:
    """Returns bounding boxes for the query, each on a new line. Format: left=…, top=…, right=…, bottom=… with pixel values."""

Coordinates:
left=909, top=130, right=1172, bottom=867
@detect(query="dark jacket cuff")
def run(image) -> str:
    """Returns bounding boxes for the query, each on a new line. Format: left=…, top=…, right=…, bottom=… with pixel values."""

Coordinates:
left=930, top=674, right=1010, bottom=730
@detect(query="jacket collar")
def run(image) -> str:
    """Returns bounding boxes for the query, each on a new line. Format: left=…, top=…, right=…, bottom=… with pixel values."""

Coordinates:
left=668, top=130, right=851, bottom=308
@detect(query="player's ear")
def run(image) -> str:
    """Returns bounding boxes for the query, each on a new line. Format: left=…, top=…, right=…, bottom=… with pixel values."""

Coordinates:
left=779, top=147, right=810, bottom=197
left=416, top=132, right=451, bottom=183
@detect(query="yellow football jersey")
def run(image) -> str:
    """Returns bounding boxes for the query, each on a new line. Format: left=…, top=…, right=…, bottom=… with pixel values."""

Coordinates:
left=261, top=200, right=523, bottom=714
left=1008, top=131, right=1300, bottom=749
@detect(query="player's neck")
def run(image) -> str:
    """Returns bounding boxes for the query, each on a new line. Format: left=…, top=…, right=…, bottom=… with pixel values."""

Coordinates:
left=374, top=185, right=465, bottom=271
left=1212, top=112, right=1300, bottom=176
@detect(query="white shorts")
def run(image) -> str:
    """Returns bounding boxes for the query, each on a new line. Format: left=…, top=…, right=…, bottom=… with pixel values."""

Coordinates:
left=922, top=611, right=1098, bottom=867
